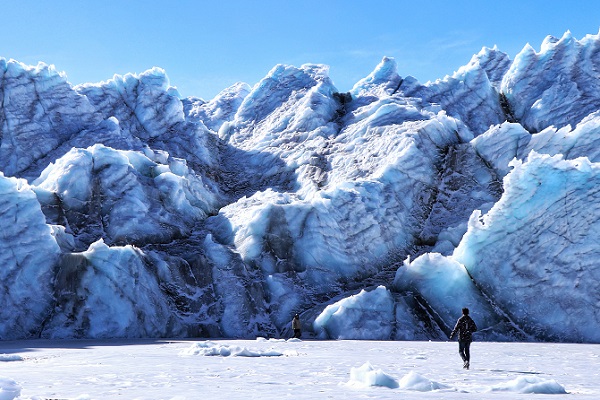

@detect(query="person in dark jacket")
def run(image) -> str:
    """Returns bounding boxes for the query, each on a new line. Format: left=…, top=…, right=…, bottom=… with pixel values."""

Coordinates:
left=449, top=307, right=478, bottom=369
left=292, top=314, right=301, bottom=338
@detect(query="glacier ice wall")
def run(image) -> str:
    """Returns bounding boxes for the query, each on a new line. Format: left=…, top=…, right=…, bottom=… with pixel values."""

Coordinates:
left=2, top=31, right=600, bottom=342
left=0, top=173, right=60, bottom=338
left=454, top=152, right=600, bottom=342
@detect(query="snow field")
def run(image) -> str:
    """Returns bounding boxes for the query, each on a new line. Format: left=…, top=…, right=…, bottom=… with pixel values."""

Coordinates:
left=0, top=339, right=598, bottom=399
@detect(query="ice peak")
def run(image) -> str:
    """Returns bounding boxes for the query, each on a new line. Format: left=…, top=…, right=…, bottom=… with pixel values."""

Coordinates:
left=539, top=30, right=578, bottom=54
left=507, top=43, right=538, bottom=75
left=217, top=81, right=252, bottom=98
left=522, top=42, right=537, bottom=55
left=562, top=29, right=573, bottom=41
left=300, top=63, right=331, bottom=79
left=371, top=57, right=398, bottom=82
left=476, top=45, right=499, bottom=57
left=1, top=58, right=67, bottom=81
left=76, top=66, right=172, bottom=93
left=232, top=62, right=338, bottom=130
left=469, top=46, right=510, bottom=67
left=350, top=56, right=401, bottom=97
left=264, top=63, right=330, bottom=83
left=462, top=45, right=511, bottom=89
left=540, top=35, right=560, bottom=52
left=580, top=29, right=600, bottom=45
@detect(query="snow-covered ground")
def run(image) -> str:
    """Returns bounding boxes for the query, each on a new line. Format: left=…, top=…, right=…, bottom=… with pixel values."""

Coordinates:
left=1, top=339, right=598, bottom=399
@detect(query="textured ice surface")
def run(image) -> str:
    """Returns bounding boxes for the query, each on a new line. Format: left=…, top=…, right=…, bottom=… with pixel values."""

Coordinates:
left=2, top=31, right=600, bottom=341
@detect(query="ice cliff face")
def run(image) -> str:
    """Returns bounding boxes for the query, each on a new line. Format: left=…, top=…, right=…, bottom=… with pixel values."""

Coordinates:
left=2, top=31, right=600, bottom=342
left=0, top=173, right=60, bottom=338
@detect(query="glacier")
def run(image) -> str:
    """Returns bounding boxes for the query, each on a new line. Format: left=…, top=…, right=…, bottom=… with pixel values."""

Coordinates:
left=2, top=30, right=600, bottom=342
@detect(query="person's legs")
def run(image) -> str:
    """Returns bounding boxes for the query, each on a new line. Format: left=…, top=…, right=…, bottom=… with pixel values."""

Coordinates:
left=464, top=341, right=471, bottom=362
left=458, top=341, right=467, bottom=362
left=459, top=341, right=471, bottom=369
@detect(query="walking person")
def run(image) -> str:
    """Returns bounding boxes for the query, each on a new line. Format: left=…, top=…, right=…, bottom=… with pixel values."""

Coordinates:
left=449, top=307, right=478, bottom=369
left=292, top=314, right=302, bottom=338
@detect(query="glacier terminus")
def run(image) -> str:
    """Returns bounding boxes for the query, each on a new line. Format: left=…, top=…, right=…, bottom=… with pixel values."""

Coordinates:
left=1, top=30, right=600, bottom=343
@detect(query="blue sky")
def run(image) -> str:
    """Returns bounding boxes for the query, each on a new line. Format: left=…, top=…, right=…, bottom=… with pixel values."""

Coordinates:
left=2, top=1, right=599, bottom=99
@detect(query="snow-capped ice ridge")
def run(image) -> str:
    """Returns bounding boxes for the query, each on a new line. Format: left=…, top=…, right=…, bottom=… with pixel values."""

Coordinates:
left=2, top=31, right=600, bottom=342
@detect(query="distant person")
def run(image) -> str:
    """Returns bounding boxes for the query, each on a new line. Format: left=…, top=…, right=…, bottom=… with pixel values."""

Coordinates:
left=292, top=314, right=301, bottom=338
left=449, top=307, right=478, bottom=369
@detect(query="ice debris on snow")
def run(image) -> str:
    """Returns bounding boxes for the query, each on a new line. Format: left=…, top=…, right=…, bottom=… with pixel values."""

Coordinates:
left=0, top=377, right=21, bottom=400
left=255, top=337, right=303, bottom=343
left=347, top=362, right=399, bottom=389
left=180, top=341, right=298, bottom=357
left=0, top=355, right=23, bottom=362
left=489, top=376, right=567, bottom=394
left=346, top=364, right=451, bottom=392
left=398, top=371, right=450, bottom=391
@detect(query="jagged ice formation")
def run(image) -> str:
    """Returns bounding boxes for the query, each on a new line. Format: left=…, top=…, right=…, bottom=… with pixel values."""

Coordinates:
left=2, top=30, right=600, bottom=342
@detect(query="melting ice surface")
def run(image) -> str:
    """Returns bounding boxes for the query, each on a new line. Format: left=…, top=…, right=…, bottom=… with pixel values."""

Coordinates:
left=2, top=31, right=600, bottom=342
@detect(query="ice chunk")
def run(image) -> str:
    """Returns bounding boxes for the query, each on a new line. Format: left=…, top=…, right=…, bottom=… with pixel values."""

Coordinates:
left=0, top=355, right=23, bottom=362
left=0, top=377, right=21, bottom=400
left=347, top=362, right=399, bottom=389
left=490, top=376, right=567, bottom=394
left=42, top=240, right=184, bottom=338
left=314, top=286, right=394, bottom=340
left=180, top=341, right=286, bottom=357
left=398, top=371, right=449, bottom=391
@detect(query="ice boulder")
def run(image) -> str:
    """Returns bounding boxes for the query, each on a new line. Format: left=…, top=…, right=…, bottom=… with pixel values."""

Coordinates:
left=521, top=114, right=600, bottom=164
left=180, top=341, right=287, bottom=357
left=41, top=240, right=184, bottom=338
left=313, top=286, right=394, bottom=340
left=490, top=376, right=567, bottom=394
left=471, top=122, right=532, bottom=177
left=398, top=371, right=449, bottom=392
left=473, top=116, right=600, bottom=179
left=0, top=377, right=21, bottom=400
left=347, top=362, right=399, bottom=389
